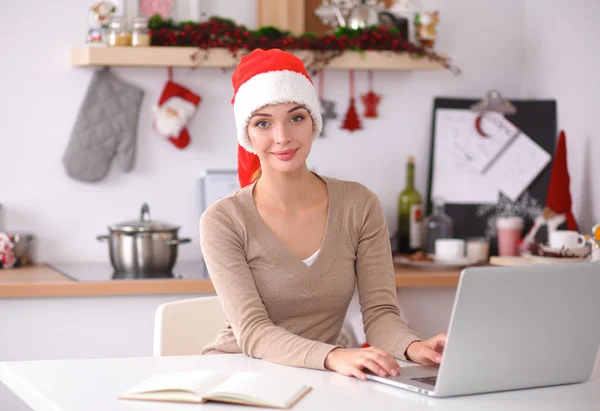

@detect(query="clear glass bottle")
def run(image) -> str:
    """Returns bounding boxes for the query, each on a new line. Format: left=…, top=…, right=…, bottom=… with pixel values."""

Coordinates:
left=131, top=16, right=151, bottom=47
left=107, top=16, right=131, bottom=46
left=423, top=197, right=454, bottom=255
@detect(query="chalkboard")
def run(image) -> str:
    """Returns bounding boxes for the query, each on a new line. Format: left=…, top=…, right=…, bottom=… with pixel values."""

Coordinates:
left=425, top=97, right=557, bottom=256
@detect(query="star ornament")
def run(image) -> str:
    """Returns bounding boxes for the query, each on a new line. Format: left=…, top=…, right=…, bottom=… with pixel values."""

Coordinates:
left=361, top=90, right=382, bottom=118
left=319, top=98, right=338, bottom=137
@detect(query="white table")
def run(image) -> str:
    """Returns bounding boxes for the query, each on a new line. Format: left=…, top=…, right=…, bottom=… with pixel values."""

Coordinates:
left=1, top=353, right=599, bottom=411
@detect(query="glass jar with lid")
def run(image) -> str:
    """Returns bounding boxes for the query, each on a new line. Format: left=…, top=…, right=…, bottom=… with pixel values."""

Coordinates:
left=423, top=197, right=454, bottom=255
left=131, top=15, right=151, bottom=47
left=107, top=16, right=132, bottom=46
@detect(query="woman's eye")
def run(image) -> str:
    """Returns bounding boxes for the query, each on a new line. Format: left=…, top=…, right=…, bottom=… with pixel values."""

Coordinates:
left=290, top=115, right=304, bottom=123
left=255, top=120, right=269, bottom=128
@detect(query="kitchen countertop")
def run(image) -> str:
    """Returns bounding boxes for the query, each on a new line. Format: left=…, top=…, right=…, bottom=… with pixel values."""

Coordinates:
left=0, top=260, right=469, bottom=298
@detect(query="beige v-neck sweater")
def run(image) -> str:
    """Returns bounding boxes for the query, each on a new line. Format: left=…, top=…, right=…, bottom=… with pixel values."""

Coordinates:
left=199, top=175, right=421, bottom=370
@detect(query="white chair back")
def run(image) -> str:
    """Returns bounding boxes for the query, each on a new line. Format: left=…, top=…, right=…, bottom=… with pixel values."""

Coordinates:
left=153, top=296, right=225, bottom=356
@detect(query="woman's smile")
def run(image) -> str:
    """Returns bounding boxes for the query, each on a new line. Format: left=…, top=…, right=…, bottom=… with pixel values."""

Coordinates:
left=271, top=148, right=298, bottom=161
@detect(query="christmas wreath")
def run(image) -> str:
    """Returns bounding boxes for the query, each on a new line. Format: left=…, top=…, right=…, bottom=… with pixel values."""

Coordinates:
left=148, top=15, right=459, bottom=74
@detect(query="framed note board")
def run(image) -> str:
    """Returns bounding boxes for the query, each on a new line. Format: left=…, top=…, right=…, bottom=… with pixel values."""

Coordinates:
left=425, top=97, right=557, bottom=255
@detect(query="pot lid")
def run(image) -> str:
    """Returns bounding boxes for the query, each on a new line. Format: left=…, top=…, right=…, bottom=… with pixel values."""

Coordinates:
left=109, top=203, right=180, bottom=232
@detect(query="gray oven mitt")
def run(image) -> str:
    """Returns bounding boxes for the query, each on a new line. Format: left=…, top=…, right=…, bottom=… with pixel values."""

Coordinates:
left=62, top=68, right=144, bottom=182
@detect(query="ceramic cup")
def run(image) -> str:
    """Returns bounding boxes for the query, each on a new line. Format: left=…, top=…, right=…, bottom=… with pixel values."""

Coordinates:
left=466, top=237, right=490, bottom=263
left=435, top=238, right=465, bottom=261
left=496, top=217, right=524, bottom=256
left=549, top=230, right=586, bottom=249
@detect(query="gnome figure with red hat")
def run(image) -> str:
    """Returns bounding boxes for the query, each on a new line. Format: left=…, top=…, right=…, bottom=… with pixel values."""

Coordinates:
left=522, top=130, right=579, bottom=251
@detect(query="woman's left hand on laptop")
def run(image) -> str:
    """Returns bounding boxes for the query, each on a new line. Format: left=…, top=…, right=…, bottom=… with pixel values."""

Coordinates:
left=405, top=333, right=447, bottom=365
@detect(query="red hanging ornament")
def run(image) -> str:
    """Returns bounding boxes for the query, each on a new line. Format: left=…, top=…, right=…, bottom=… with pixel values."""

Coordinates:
left=361, top=70, right=382, bottom=118
left=341, top=70, right=362, bottom=132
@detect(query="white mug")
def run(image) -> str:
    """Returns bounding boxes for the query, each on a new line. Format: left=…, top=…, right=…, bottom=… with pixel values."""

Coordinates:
left=549, top=230, right=586, bottom=249
left=435, top=238, right=465, bottom=260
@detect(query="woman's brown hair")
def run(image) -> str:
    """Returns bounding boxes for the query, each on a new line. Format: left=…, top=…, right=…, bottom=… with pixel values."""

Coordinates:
left=251, top=167, right=262, bottom=183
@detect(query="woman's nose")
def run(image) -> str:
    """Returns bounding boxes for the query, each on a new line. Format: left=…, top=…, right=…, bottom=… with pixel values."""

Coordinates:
left=273, top=123, right=291, bottom=144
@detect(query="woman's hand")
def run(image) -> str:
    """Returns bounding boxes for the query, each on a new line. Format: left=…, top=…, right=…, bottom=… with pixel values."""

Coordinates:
left=324, top=347, right=401, bottom=380
left=405, top=333, right=447, bottom=365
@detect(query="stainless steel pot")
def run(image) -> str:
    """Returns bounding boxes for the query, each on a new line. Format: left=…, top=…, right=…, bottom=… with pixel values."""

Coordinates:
left=97, top=203, right=191, bottom=274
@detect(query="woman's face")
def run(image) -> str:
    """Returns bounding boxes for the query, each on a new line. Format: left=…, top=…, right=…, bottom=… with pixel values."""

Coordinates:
left=247, top=103, right=313, bottom=176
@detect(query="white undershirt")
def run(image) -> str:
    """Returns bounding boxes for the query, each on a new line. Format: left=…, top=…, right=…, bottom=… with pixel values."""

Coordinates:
left=302, top=249, right=320, bottom=266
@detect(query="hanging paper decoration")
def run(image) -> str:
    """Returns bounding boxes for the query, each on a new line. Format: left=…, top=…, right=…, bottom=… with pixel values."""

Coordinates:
left=360, top=70, right=382, bottom=118
left=140, top=0, right=175, bottom=19
left=318, top=70, right=338, bottom=138
left=341, top=70, right=362, bottom=132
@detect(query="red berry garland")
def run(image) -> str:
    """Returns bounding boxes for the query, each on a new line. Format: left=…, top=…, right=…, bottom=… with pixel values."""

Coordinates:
left=148, top=16, right=459, bottom=74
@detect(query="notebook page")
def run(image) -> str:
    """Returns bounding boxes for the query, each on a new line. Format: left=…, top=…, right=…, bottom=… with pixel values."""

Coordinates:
left=206, top=372, right=309, bottom=407
left=124, top=370, right=228, bottom=397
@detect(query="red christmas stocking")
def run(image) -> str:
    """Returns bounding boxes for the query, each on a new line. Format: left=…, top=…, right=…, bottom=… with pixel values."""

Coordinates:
left=153, top=71, right=201, bottom=150
left=341, top=70, right=362, bottom=132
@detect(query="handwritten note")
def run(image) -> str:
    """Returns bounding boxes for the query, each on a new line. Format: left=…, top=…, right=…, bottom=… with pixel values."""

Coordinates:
left=431, top=109, right=499, bottom=203
left=484, top=132, right=551, bottom=201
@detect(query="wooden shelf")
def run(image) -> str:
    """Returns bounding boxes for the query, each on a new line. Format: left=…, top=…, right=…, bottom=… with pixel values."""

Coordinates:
left=70, top=47, right=446, bottom=71
left=394, top=266, right=460, bottom=288
left=0, top=263, right=460, bottom=298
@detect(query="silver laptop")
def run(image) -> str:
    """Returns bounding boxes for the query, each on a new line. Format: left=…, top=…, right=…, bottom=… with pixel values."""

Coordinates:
left=366, top=261, right=600, bottom=397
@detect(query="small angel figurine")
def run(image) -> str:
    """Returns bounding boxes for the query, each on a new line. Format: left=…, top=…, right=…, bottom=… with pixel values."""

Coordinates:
left=414, top=10, right=439, bottom=48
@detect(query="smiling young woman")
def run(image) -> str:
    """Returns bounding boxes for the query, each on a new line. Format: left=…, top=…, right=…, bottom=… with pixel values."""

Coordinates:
left=199, top=48, right=447, bottom=381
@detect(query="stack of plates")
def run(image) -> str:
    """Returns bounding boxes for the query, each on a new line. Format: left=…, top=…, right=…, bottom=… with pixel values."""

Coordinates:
left=394, top=254, right=480, bottom=270
left=522, top=244, right=591, bottom=263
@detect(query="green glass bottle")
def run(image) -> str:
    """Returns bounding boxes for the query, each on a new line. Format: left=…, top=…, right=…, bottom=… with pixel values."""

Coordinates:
left=397, top=156, right=423, bottom=253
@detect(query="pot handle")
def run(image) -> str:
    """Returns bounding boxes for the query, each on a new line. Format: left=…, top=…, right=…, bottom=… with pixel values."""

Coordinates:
left=96, top=235, right=109, bottom=242
left=166, top=238, right=192, bottom=246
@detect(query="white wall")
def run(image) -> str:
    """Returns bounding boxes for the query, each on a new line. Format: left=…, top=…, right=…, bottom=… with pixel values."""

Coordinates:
left=0, top=0, right=527, bottom=264
left=522, top=0, right=600, bottom=231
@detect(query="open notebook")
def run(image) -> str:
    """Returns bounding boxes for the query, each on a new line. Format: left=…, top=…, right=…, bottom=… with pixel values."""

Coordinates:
left=118, top=370, right=312, bottom=409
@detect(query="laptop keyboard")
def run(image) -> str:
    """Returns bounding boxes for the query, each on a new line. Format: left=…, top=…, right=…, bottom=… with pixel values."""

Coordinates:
left=411, top=376, right=437, bottom=386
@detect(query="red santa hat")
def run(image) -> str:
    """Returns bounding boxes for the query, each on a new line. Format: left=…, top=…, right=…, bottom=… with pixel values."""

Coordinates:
left=546, top=130, right=578, bottom=231
left=231, top=48, right=322, bottom=187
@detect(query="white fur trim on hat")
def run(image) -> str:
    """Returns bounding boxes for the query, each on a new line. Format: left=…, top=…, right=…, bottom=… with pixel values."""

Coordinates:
left=233, top=70, right=322, bottom=154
